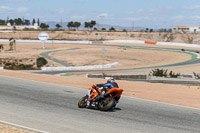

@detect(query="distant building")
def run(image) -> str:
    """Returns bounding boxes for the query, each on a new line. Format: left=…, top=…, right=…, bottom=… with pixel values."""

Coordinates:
left=173, top=25, right=200, bottom=33
left=0, top=23, right=39, bottom=30
left=15, top=23, right=39, bottom=30
left=0, top=23, right=13, bottom=30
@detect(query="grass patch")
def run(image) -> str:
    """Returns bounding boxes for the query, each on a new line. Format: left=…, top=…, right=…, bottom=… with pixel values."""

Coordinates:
left=33, top=48, right=54, bottom=50
left=61, top=74, right=73, bottom=76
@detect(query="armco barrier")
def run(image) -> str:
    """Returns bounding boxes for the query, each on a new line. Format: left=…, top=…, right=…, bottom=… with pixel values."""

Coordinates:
left=104, top=40, right=145, bottom=44
left=157, top=42, right=200, bottom=48
left=86, top=74, right=147, bottom=80
left=105, top=40, right=156, bottom=45
left=86, top=74, right=200, bottom=85
left=41, top=62, right=119, bottom=71
left=104, top=40, right=200, bottom=48
left=1, top=39, right=200, bottom=48
left=0, top=39, right=92, bottom=44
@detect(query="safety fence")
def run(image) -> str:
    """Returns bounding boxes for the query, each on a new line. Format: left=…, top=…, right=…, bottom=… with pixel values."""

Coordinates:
left=104, top=40, right=200, bottom=48
left=86, top=74, right=147, bottom=80
left=0, top=39, right=92, bottom=44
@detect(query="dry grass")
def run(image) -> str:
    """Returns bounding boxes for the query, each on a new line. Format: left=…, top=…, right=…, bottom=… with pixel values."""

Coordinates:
left=0, top=123, right=36, bottom=133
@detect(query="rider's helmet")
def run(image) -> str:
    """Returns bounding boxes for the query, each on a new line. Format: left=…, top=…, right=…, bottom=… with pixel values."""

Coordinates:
left=92, top=84, right=96, bottom=89
left=107, top=77, right=115, bottom=83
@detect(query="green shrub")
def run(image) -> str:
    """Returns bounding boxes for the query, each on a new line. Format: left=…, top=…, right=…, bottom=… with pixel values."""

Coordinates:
left=4, top=62, right=12, bottom=66
left=149, top=69, right=180, bottom=78
left=122, top=29, right=127, bottom=32
left=36, top=57, right=48, bottom=67
left=0, top=44, right=3, bottom=50
left=169, top=70, right=180, bottom=78
left=150, top=68, right=168, bottom=77
left=4, top=63, right=34, bottom=70
left=109, top=27, right=116, bottom=31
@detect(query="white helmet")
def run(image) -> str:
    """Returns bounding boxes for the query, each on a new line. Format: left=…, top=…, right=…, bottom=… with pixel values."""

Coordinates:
left=106, top=77, right=115, bottom=83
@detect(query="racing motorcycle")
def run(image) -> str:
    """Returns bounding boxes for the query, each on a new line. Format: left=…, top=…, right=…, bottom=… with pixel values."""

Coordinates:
left=78, top=85, right=123, bottom=111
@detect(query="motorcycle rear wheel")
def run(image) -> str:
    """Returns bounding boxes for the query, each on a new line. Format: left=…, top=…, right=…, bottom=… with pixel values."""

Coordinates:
left=78, top=95, right=88, bottom=108
left=98, top=96, right=115, bottom=111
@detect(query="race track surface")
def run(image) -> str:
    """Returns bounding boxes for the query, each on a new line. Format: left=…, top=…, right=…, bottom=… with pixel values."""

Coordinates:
left=0, top=76, right=200, bottom=133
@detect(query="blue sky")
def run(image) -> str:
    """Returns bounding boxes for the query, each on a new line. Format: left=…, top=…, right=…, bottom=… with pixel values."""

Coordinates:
left=0, top=0, right=200, bottom=28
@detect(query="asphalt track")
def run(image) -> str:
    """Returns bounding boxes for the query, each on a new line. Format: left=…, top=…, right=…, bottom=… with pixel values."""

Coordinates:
left=0, top=76, right=200, bottom=133
left=35, top=44, right=200, bottom=75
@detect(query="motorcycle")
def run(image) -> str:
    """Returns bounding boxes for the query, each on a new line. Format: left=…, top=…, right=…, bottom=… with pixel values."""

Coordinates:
left=78, top=85, right=123, bottom=111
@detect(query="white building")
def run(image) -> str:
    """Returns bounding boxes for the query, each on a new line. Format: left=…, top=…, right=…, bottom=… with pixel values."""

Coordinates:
left=0, top=23, right=39, bottom=30
left=15, top=23, right=39, bottom=30
left=173, top=25, right=200, bottom=33
left=0, top=23, right=13, bottom=30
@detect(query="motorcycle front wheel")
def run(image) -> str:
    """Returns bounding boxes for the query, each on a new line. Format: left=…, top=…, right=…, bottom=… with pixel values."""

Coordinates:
left=78, top=95, right=88, bottom=108
left=98, top=96, right=115, bottom=111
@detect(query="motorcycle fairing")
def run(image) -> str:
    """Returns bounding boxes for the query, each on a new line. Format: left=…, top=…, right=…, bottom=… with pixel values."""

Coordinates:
left=106, top=88, right=123, bottom=97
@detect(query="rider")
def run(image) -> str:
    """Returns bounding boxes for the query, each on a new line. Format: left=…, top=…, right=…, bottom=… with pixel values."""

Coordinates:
left=87, top=77, right=119, bottom=107
left=96, top=77, right=119, bottom=91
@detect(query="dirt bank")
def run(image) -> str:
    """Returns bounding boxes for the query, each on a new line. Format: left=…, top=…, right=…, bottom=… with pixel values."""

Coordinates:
left=0, top=30, right=200, bottom=43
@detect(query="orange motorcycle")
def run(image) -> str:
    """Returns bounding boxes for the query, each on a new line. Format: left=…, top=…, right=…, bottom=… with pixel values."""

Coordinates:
left=78, top=85, right=123, bottom=111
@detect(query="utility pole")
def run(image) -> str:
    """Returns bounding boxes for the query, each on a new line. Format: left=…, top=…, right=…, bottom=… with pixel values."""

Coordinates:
left=7, top=16, right=9, bottom=24
left=61, top=19, right=63, bottom=28
left=102, top=48, right=107, bottom=77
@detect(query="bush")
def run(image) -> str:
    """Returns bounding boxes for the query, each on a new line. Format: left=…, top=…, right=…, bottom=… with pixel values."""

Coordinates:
left=18, top=64, right=33, bottom=70
left=0, top=44, right=4, bottom=50
left=23, top=28, right=35, bottom=31
left=169, top=70, right=180, bottom=78
left=4, top=62, right=12, bottom=66
left=4, top=63, right=34, bottom=70
left=150, top=68, right=168, bottom=77
left=149, top=69, right=180, bottom=78
left=122, top=29, right=127, bottom=32
left=109, top=27, right=116, bottom=31
left=36, top=57, right=48, bottom=67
